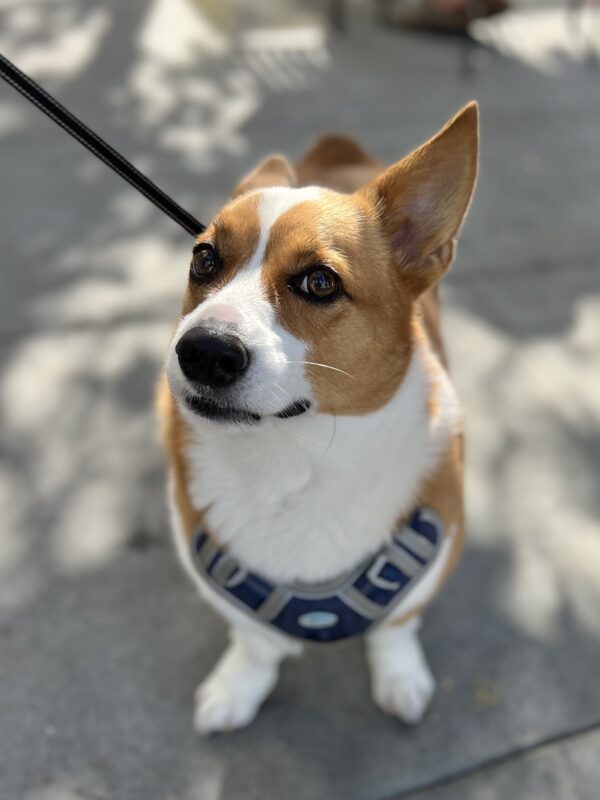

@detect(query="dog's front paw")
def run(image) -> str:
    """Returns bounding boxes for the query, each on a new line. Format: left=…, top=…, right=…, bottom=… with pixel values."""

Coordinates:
left=193, top=662, right=277, bottom=734
left=371, top=661, right=436, bottom=725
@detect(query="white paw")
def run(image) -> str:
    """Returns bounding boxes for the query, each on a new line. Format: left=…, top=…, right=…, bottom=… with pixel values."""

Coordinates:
left=193, top=663, right=277, bottom=734
left=372, top=662, right=436, bottom=725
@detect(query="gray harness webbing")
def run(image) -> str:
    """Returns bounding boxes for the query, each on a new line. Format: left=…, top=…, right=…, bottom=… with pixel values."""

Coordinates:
left=190, top=507, right=444, bottom=643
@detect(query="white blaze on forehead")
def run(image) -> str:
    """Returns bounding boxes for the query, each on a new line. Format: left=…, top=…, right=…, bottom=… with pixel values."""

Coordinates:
left=247, top=186, right=324, bottom=274
left=169, top=186, right=322, bottom=416
left=190, top=186, right=323, bottom=324
left=197, top=186, right=324, bottom=319
left=192, top=186, right=324, bottom=316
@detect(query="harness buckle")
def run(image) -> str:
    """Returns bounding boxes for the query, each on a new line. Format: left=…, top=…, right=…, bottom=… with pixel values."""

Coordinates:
left=366, top=554, right=401, bottom=591
left=224, top=567, right=248, bottom=588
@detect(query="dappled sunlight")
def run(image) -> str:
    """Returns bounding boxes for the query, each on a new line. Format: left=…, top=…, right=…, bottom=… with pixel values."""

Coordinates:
left=116, top=0, right=330, bottom=168
left=138, top=0, right=229, bottom=67
left=0, top=1, right=110, bottom=79
left=178, top=762, right=225, bottom=800
left=52, top=477, right=133, bottom=574
left=502, top=548, right=563, bottom=641
left=471, top=7, right=600, bottom=74
left=445, top=288, right=600, bottom=641
left=1, top=1, right=600, bottom=796
left=242, top=25, right=330, bottom=91
left=0, top=465, right=44, bottom=612
left=45, top=227, right=188, bottom=327
left=23, top=776, right=110, bottom=800
left=0, top=0, right=332, bottom=338
left=0, top=324, right=169, bottom=593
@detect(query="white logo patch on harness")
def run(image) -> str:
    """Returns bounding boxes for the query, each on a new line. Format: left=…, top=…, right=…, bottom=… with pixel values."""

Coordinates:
left=298, top=611, right=340, bottom=630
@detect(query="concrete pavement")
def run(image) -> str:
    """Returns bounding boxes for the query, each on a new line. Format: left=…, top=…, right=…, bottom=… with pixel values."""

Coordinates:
left=1, top=1, right=599, bottom=798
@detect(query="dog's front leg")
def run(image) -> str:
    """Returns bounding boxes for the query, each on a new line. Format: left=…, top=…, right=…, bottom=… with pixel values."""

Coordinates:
left=366, top=616, right=436, bottom=725
left=194, top=623, right=302, bottom=733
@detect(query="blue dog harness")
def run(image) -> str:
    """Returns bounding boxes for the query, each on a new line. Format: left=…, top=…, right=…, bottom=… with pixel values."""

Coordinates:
left=190, top=508, right=443, bottom=643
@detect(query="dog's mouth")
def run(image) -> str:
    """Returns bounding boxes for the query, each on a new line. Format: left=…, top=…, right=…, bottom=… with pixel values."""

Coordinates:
left=183, top=395, right=311, bottom=424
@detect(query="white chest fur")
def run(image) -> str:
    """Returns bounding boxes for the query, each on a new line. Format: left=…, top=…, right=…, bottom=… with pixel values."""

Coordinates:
left=181, top=345, right=460, bottom=585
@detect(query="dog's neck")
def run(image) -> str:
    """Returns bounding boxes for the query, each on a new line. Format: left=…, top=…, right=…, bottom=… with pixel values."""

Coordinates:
left=183, top=335, right=460, bottom=584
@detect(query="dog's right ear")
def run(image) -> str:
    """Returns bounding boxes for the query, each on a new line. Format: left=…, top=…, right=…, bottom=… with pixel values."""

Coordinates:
left=231, top=155, right=296, bottom=198
left=358, top=102, right=478, bottom=295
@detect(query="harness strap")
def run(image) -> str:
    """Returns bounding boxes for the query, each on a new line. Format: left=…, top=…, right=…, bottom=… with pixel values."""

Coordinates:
left=0, top=53, right=205, bottom=238
left=190, top=508, right=444, bottom=643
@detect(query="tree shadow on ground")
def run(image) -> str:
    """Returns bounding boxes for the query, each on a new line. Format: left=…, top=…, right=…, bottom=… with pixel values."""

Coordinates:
left=1, top=2, right=599, bottom=799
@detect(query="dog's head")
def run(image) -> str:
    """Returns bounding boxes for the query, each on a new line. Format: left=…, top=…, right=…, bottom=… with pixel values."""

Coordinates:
left=166, top=103, right=478, bottom=426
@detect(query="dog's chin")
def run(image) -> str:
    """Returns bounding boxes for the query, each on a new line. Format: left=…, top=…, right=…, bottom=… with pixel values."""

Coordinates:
left=182, top=394, right=311, bottom=425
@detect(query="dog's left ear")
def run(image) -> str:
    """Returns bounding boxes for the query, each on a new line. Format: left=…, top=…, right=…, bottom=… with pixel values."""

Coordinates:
left=232, top=155, right=297, bottom=198
left=360, top=102, right=479, bottom=294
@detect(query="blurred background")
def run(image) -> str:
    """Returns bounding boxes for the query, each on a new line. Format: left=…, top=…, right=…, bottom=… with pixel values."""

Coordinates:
left=1, top=1, right=599, bottom=799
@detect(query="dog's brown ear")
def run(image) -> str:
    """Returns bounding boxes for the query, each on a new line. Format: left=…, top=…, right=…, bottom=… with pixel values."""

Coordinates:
left=232, top=155, right=296, bottom=198
left=296, top=134, right=381, bottom=192
left=360, top=102, right=478, bottom=294
left=297, top=134, right=379, bottom=178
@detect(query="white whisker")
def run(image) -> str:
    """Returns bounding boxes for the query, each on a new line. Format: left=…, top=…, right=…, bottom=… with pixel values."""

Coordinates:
left=272, top=381, right=291, bottom=401
left=317, top=408, right=338, bottom=462
left=287, top=361, right=356, bottom=380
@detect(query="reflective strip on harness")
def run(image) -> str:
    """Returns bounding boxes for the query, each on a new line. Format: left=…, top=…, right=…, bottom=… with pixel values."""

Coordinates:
left=190, top=508, right=443, bottom=643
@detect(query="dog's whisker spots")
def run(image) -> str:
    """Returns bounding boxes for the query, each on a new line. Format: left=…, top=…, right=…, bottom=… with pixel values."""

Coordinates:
left=287, top=361, right=356, bottom=380
left=269, top=385, right=290, bottom=411
left=272, top=381, right=291, bottom=402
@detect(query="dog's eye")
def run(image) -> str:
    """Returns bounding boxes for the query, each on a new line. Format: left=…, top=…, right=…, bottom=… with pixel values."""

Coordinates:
left=294, top=267, right=340, bottom=302
left=190, top=243, right=219, bottom=282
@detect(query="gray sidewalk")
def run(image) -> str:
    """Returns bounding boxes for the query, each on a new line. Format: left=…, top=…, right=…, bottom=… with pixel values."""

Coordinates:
left=1, top=2, right=599, bottom=799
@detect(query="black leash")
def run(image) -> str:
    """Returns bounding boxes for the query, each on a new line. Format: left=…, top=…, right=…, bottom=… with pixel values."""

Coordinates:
left=0, top=53, right=205, bottom=237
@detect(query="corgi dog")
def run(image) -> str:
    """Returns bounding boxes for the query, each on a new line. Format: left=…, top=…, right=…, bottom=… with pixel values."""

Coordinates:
left=158, top=103, right=478, bottom=733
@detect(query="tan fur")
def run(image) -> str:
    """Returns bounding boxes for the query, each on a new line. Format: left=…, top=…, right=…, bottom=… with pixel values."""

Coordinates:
left=260, top=192, right=415, bottom=415
left=296, top=133, right=382, bottom=193
left=233, top=154, right=295, bottom=198
left=159, top=101, right=478, bottom=616
left=419, top=286, right=447, bottom=367
left=156, top=373, right=202, bottom=536
left=262, top=106, right=477, bottom=416
left=390, top=433, right=464, bottom=627
left=360, top=103, right=478, bottom=296
left=183, top=193, right=261, bottom=316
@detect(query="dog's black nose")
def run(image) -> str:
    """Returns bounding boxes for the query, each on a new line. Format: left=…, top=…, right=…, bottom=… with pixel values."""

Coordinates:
left=176, top=325, right=250, bottom=388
